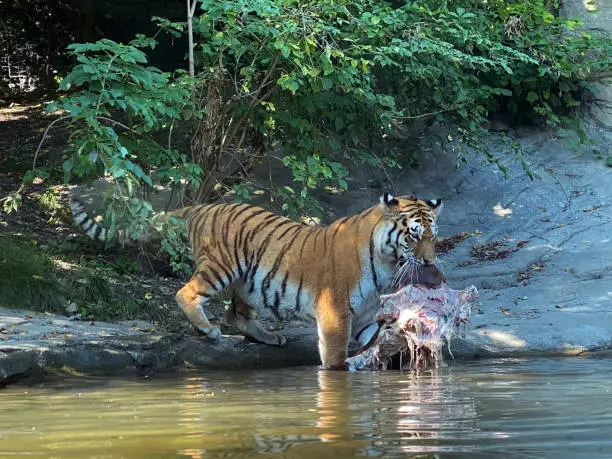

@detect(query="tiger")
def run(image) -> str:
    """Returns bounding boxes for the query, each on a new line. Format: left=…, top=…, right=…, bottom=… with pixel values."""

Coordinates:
left=71, top=193, right=442, bottom=370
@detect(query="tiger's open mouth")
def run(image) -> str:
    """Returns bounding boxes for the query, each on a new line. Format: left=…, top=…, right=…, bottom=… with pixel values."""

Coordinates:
left=394, top=261, right=446, bottom=289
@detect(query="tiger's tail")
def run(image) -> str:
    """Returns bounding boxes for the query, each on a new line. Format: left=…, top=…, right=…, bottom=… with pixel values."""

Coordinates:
left=70, top=198, right=194, bottom=244
left=70, top=198, right=110, bottom=241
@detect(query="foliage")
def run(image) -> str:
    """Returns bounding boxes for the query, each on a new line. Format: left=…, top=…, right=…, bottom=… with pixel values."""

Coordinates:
left=3, top=0, right=610, bottom=275
left=29, top=38, right=199, bottom=244
left=479, top=0, right=612, bottom=136
left=277, top=154, right=348, bottom=219
left=0, top=0, right=75, bottom=95
left=156, top=217, right=194, bottom=277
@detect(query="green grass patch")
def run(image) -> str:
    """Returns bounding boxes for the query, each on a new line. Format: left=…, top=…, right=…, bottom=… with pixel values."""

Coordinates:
left=85, top=299, right=157, bottom=322
left=61, top=265, right=162, bottom=323
left=0, top=235, right=165, bottom=323
left=0, top=236, right=64, bottom=311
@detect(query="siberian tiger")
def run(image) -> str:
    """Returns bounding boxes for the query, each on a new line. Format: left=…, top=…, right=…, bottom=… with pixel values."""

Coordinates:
left=71, top=193, right=442, bottom=370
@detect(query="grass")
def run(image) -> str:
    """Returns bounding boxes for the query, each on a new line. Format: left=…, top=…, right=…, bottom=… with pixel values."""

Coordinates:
left=0, top=234, right=171, bottom=324
left=0, top=235, right=64, bottom=311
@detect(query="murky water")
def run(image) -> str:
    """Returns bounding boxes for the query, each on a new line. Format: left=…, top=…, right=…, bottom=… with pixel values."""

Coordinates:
left=1, top=357, right=611, bottom=458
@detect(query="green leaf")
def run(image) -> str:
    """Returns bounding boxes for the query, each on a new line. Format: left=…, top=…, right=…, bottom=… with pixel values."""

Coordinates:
left=526, top=92, right=539, bottom=103
left=63, top=159, right=74, bottom=173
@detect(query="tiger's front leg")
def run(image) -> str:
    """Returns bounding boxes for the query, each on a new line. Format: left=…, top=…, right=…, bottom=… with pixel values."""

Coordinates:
left=175, top=268, right=225, bottom=341
left=315, top=290, right=351, bottom=370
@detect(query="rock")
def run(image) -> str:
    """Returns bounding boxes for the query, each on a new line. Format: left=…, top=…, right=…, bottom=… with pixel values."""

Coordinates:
left=6, top=124, right=606, bottom=385
left=301, top=125, right=612, bottom=360
left=66, top=302, right=78, bottom=314
left=0, top=309, right=324, bottom=386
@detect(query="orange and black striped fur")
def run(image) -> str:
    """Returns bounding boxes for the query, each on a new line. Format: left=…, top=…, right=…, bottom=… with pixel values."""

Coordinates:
left=71, top=193, right=442, bottom=369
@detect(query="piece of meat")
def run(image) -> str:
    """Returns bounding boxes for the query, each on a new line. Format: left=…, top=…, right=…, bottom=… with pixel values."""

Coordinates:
left=346, top=283, right=479, bottom=371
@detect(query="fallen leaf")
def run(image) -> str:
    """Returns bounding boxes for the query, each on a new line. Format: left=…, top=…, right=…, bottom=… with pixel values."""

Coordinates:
left=493, top=203, right=513, bottom=217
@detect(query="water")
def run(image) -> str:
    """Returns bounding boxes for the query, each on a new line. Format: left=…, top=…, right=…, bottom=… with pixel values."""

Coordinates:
left=1, top=357, right=611, bottom=458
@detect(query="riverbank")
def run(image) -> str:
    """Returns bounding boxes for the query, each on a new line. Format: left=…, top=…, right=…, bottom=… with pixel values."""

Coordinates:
left=2, top=113, right=612, bottom=385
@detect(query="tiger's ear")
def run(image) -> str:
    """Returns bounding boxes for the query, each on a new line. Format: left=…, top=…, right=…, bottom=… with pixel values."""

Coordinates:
left=379, top=192, right=400, bottom=212
left=426, top=198, right=443, bottom=216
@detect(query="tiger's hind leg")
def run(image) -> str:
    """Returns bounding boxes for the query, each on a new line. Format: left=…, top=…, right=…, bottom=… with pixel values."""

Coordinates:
left=226, top=296, right=287, bottom=346
left=175, top=270, right=225, bottom=341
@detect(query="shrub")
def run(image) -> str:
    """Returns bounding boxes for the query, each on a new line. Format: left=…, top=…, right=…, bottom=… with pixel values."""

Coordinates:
left=3, top=0, right=610, bottom=274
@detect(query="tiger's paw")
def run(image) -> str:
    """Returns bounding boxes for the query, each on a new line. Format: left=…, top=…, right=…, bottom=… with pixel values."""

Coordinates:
left=246, top=331, right=287, bottom=346
left=195, top=325, right=223, bottom=342
left=323, top=361, right=350, bottom=371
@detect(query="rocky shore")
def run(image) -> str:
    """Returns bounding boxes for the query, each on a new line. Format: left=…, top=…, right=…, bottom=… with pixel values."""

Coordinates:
left=2, top=126, right=612, bottom=385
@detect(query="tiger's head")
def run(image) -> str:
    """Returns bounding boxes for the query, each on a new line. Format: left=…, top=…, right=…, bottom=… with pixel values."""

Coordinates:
left=378, top=192, right=442, bottom=270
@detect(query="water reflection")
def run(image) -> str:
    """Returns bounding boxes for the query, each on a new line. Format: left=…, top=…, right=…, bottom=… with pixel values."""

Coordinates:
left=1, top=357, right=612, bottom=458
left=171, top=367, right=480, bottom=458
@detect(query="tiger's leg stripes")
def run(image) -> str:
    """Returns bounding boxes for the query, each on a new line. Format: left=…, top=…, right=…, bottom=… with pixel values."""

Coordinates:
left=175, top=267, right=226, bottom=341
left=225, top=296, right=287, bottom=346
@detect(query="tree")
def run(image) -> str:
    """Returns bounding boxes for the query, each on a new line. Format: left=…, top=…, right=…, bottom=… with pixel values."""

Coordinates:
left=3, top=0, right=610, bottom=273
